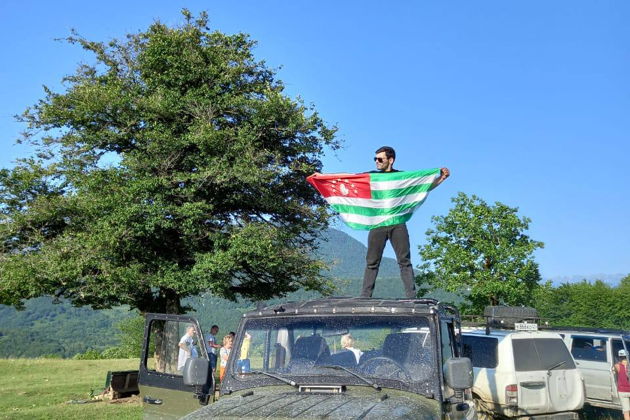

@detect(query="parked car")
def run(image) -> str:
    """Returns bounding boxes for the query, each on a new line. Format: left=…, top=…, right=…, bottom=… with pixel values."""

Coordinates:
left=137, top=297, right=477, bottom=419
left=555, top=328, right=630, bottom=410
left=462, top=307, right=584, bottom=419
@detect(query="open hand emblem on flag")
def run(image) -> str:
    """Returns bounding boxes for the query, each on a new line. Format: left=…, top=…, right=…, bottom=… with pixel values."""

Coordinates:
left=307, top=169, right=441, bottom=230
left=310, top=174, right=371, bottom=199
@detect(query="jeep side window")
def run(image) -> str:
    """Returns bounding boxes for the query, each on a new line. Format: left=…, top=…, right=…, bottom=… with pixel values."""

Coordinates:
left=462, top=336, right=498, bottom=369
left=570, top=336, right=608, bottom=362
left=440, top=321, right=454, bottom=362
left=145, top=319, right=202, bottom=375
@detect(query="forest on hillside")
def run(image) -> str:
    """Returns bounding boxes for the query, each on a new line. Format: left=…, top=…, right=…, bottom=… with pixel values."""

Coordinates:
left=1, top=229, right=628, bottom=358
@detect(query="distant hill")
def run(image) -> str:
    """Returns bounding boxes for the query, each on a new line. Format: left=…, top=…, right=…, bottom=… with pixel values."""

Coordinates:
left=187, top=228, right=414, bottom=336
left=0, top=228, right=408, bottom=357
left=316, top=228, right=401, bottom=280
left=0, top=297, right=134, bottom=358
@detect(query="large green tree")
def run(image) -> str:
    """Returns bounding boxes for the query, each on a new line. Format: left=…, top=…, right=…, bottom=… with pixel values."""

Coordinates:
left=417, top=192, right=544, bottom=313
left=0, top=10, right=339, bottom=314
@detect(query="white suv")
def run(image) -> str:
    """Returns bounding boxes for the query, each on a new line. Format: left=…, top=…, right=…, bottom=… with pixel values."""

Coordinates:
left=557, top=329, right=630, bottom=410
left=462, top=308, right=584, bottom=419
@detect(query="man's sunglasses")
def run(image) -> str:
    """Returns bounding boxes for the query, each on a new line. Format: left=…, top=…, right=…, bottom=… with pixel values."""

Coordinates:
left=374, top=157, right=387, bottom=163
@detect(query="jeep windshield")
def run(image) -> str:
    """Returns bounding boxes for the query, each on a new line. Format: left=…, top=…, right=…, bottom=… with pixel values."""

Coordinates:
left=228, top=315, right=438, bottom=397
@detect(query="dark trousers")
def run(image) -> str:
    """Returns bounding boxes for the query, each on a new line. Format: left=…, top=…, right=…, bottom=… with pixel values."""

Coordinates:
left=361, top=223, right=416, bottom=298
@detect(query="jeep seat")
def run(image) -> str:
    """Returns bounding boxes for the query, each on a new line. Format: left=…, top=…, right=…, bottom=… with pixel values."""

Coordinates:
left=328, top=350, right=358, bottom=368
left=382, top=333, right=431, bottom=380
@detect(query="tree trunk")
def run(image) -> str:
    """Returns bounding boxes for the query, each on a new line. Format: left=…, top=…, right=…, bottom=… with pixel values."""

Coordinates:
left=164, top=288, right=182, bottom=314
left=149, top=288, right=183, bottom=374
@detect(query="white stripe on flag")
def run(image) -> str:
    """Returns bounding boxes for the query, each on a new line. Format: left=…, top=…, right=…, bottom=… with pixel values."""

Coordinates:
left=370, top=174, right=438, bottom=191
left=324, top=192, right=429, bottom=208
left=338, top=208, right=416, bottom=226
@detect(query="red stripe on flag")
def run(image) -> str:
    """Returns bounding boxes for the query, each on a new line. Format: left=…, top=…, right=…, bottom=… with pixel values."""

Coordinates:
left=306, top=173, right=372, bottom=199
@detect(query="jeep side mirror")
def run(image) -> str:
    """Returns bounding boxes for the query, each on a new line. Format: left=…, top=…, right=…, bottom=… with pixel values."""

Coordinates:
left=444, top=357, right=473, bottom=390
left=183, top=357, right=210, bottom=386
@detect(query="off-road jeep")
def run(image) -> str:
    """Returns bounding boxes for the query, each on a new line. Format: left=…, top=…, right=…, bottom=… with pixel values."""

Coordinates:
left=138, top=297, right=476, bottom=419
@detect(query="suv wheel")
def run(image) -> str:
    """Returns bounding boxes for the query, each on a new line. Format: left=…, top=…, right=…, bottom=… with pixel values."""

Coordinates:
left=474, top=398, right=496, bottom=420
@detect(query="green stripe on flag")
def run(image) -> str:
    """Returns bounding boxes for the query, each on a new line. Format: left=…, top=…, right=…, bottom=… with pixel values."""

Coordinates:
left=369, top=168, right=440, bottom=182
left=331, top=200, right=426, bottom=216
left=371, top=184, right=432, bottom=199
left=343, top=214, right=414, bottom=230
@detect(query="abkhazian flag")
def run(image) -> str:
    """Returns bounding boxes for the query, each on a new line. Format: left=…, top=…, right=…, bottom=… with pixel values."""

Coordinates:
left=306, top=169, right=441, bottom=230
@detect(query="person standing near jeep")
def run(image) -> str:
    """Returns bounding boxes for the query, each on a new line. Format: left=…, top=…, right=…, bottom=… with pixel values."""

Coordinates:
left=615, top=349, right=630, bottom=420
left=360, top=146, right=450, bottom=299
left=177, top=325, right=197, bottom=372
left=206, top=325, right=220, bottom=371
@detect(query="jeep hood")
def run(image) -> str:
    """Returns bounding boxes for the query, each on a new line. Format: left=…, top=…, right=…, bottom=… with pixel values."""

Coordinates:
left=181, top=390, right=441, bottom=419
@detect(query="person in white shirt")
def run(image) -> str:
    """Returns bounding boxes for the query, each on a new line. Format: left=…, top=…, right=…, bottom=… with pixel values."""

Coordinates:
left=177, top=326, right=197, bottom=371
left=219, top=334, right=234, bottom=381
left=341, top=334, right=363, bottom=364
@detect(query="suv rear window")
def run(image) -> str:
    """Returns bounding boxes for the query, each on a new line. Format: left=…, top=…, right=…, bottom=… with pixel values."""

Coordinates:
left=462, top=335, right=498, bottom=369
left=513, top=338, right=576, bottom=372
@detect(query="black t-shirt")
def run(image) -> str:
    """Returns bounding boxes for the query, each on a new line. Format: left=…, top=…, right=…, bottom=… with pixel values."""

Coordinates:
left=367, top=169, right=401, bottom=173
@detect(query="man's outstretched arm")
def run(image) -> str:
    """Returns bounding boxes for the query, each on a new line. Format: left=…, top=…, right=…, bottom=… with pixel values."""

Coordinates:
left=430, top=167, right=450, bottom=190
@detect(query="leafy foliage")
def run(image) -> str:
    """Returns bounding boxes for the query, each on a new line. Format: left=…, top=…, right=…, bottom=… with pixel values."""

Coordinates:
left=0, top=10, right=339, bottom=314
left=72, top=349, right=104, bottom=360
left=417, top=192, right=544, bottom=313
left=99, top=315, right=145, bottom=358
left=534, top=275, right=630, bottom=329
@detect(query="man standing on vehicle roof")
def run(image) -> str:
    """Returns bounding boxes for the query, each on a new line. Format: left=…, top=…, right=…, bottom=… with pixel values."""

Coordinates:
left=360, top=146, right=450, bottom=299
left=615, top=349, right=630, bottom=420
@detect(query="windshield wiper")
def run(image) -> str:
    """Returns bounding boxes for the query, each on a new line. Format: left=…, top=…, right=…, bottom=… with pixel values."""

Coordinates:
left=317, top=365, right=381, bottom=391
left=246, top=370, right=299, bottom=388
left=546, top=360, right=566, bottom=375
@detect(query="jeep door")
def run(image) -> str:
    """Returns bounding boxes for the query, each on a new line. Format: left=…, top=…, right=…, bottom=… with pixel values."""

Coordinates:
left=138, top=314, right=212, bottom=420
left=569, top=335, right=612, bottom=403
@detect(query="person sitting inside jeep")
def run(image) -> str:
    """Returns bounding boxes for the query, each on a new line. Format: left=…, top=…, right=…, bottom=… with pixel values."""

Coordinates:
left=340, top=333, right=363, bottom=364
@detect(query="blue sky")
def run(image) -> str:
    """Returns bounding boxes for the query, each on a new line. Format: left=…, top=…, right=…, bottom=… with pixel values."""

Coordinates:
left=1, top=1, right=628, bottom=280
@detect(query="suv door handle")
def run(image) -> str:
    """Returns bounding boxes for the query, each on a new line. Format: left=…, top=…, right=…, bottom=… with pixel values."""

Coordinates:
left=520, top=381, right=545, bottom=387
left=143, top=396, right=163, bottom=405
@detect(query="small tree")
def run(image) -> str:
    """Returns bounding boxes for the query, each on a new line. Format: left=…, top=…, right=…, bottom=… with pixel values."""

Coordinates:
left=0, top=10, right=339, bottom=315
left=101, top=315, right=145, bottom=359
left=417, top=192, right=544, bottom=314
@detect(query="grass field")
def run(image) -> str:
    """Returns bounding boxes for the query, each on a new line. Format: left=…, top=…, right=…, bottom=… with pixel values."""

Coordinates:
left=0, top=358, right=625, bottom=420
left=0, top=358, right=142, bottom=420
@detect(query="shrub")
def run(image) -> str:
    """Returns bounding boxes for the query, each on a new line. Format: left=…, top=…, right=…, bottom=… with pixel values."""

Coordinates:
left=73, top=349, right=103, bottom=360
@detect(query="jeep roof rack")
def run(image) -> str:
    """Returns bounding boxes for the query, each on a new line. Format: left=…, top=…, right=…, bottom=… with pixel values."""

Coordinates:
left=243, top=296, right=457, bottom=318
left=541, top=325, right=630, bottom=336
left=462, top=306, right=541, bottom=335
